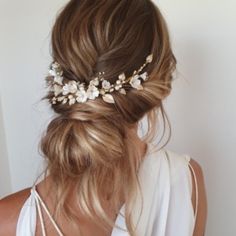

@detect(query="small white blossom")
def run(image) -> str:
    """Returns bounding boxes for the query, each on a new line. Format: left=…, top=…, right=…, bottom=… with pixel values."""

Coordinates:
left=87, top=85, right=99, bottom=100
left=130, top=75, right=143, bottom=90
left=76, top=89, right=88, bottom=103
left=49, top=62, right=63, bottom=77
left=62, top=80, right=78, bottom=95
left=139, top=72, right=148, bottom=81
left=102, top=80, right=111, bottom=90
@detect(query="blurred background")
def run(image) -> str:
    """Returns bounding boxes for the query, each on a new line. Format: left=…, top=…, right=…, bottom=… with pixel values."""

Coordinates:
left=0, top=0, right=235, bottom=235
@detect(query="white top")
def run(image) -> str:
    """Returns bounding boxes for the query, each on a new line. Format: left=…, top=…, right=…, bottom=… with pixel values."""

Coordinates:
left=16, top=143, right=198, bottom=236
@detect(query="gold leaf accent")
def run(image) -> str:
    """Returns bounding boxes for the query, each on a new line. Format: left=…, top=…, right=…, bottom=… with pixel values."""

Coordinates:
left=136, top=84, right=144, bottom=90
left=146, top=54, right=153, bottom=63
left=102, top=94, right=115, bottom=103
left=119, top=88, right=126, bottom=95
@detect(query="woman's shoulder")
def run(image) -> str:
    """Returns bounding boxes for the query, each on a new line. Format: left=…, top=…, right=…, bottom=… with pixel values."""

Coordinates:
left=161, top=148, right=207, bottom=235
left=0, top=176, right=53, bottom=235
left=188, top=158, right=207, bottom=235
left=0, top=187, right=31, bottom=236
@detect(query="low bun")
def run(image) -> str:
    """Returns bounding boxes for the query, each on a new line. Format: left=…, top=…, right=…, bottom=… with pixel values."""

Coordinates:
left=41, top=113, right=126, bottom=176
left=39, top=105, right=140, bottom=231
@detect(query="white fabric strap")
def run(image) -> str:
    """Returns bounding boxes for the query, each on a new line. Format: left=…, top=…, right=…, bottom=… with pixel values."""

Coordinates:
left=32, top=185, right=64, bottom=236
left=187, top=159, right=199, bottom=223
left=32, top=188, right=46, bottom=236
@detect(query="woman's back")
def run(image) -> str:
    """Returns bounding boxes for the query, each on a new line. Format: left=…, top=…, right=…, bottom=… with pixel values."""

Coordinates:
left=0, top=143, right=206, bottom=236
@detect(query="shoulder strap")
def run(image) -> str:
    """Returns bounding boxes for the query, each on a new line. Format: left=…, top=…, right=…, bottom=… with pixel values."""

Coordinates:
left=31, top=185, right=64, bottom=236
left=186, top=157, right=199, bottom=223
left=31, top=186, right=47, bottom=236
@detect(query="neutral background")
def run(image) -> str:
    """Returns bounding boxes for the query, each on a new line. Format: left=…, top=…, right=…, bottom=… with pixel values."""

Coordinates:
left=0, top=0, right=235, bottom=235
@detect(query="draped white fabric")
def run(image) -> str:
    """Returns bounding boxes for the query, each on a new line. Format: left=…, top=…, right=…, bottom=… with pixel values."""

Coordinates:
left=16, top=143, right=195, bottom=236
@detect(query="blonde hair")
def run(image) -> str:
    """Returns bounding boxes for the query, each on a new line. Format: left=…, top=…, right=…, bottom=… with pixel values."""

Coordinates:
left=39, top=0, right=176, bottom=235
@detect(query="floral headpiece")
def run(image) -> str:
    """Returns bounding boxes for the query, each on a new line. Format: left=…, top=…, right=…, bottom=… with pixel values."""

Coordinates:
left=47, top=54, right=153, bottom=106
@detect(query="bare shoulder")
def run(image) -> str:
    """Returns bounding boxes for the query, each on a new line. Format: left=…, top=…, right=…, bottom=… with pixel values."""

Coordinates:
left=189, top=158, right=207, bottom=236
left=189, top=158, right=204, bottom=179
left=0, top=188, right=31, bottom=236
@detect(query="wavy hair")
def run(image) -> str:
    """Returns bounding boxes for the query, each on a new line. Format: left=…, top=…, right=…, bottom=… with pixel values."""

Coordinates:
left=38, top=0, right=176, bottom=235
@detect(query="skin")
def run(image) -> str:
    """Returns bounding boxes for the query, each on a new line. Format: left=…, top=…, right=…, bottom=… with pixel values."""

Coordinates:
left=0, top=126, right=207, bottom=235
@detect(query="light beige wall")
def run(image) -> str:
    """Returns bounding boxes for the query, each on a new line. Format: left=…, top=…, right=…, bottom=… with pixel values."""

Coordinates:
left=156, top=0, right=236, bottom=235
left=0, top=0, right=66, bottom=194
left=0, top=94, right=12, bottom=198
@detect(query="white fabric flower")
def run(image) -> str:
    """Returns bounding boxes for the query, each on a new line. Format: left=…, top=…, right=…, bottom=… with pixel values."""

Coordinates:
left=87, top=85, right=99, bottom=100
left=49, top=62, right=63, bottom=77
left=76, top=89, right=88, bottom=103
left=130, top=75, right=143, bottom=90
left=62, top=81, right=78, bottom=95
left=102, top=80, right=111, bottom=90
left=139, top=72, right=148, bottom=81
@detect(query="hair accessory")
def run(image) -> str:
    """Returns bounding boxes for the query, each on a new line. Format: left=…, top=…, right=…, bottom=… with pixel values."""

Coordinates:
left=47, top=54, right=153, bottom=105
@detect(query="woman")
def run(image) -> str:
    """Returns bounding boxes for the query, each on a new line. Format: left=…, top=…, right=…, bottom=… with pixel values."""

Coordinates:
left=0, top=0, right=207, bottom=235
